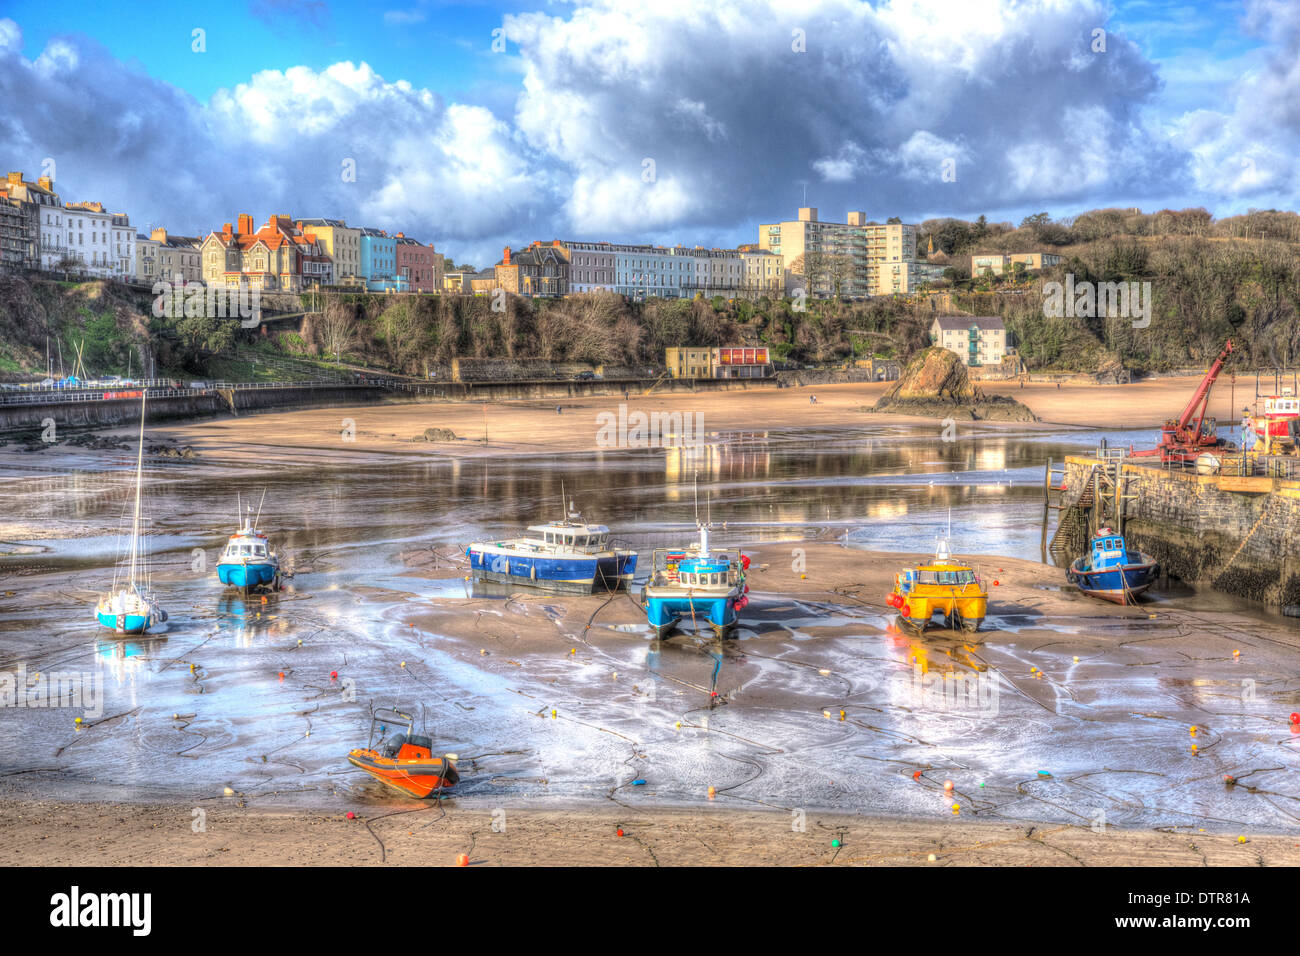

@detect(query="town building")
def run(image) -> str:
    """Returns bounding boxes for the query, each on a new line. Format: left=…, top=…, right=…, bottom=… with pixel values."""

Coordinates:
left=60, top=202, right=134, bottom=280
left=4, top=171, right=63, bottom=270
left=469, top=269, right=502, bottom=294
left=151, top=228, right=203, bottom=284
left=929, top=315, right=1007, bottom=367
left=556, top=240, right=616, bottom=293
left=665, top=347, right=715, bottom=379
left=201, top=213, right=334, bottom=292
left=394, top=234, right=443, bottom=292
left=298, top=218, right=362, bottom=284
left=495, top=241, right=569, bottom=296
left=665, top=346, right=772, bottom=379
left=711, top=346, right=772, bottom=378
left=359, top=228, right=405, bottom=292
left=0, top=192, right=37, bottom=270
left=971, top=252, right=1063, bottom=277
left=738, top=247, right=785, bottom=296
left=442, top=271, right=474, bottom=293
left=135, top=233, right=161, bottom=283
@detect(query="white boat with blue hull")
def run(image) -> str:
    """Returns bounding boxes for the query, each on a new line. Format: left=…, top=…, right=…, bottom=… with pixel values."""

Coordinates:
left=95, top=391, right=167, bottom=635
left=467, top=505, right=636, bottom=594
left=217, top=493, right=282, bottom=591
left=640, top=521, right=749, bottom=639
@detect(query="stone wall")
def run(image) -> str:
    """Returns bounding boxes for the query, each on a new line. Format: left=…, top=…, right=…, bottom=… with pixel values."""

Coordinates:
left=1062, top=456, right=1300, bottom=606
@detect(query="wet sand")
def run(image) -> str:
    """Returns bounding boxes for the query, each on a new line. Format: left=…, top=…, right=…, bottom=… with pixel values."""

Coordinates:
left=2, top=797, right=1294, bottom=866
left=1, top=374, right=1238, bottom=470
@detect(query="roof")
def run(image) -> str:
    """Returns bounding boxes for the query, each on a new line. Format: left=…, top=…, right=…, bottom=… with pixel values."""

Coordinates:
left=932, top=315, right=1005, bottom=331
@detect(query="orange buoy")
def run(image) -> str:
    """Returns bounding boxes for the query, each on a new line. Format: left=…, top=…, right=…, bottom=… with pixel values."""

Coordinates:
left=707, top=786, right=716, bottom=799
left=456, top=853, right=469, bottom=866
left=943, top=780, right=954, bottom=791
left=616, top=828, right=624, bottom=837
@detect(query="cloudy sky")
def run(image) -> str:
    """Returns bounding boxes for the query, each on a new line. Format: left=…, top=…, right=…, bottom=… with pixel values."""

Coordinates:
left=1, top=0, right=1295, bottom=265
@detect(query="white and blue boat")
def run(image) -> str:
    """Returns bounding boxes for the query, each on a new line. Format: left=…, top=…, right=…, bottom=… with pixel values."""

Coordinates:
left=467, top=504, right=636, bottom=594
left=217, top=493, right=281, bottom=590
left=96, top=391, right=167, bottom=635
left=640, top=520, right=749, bottom=639
left=1066, top=527, right=1159, bottom=604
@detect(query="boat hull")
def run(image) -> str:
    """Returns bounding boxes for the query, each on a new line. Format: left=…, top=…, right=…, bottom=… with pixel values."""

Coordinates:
left=467, top=549, right=636, bottom=594
left=218, top=562, right=279, bottom=589
left=95, top=610, right=154, bottom=634
left=347, top=749, right=459, bottom=798
left=1067, top=557, right=1158, bottom=604
left=641, top=589, right=739, bottom=638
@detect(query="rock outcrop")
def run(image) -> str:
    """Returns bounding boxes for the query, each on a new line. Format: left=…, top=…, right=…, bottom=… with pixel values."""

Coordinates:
left=870, top=347, right=1038, bottom=422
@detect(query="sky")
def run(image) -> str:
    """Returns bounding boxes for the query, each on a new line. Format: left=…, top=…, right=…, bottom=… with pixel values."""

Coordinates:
left=1, top=0, right=1296, bottom=267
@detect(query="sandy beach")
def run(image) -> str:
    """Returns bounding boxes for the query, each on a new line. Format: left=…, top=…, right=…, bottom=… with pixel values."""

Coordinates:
left=1, top=374, right=1239, bottom=471
left=2, top=797, right=1294, bottom=866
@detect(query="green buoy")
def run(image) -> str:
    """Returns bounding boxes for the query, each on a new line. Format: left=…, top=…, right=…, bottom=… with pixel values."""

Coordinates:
left=831, top=838, right=841, bottom=848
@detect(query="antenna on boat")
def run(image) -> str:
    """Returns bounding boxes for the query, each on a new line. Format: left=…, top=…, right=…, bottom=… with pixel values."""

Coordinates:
left=254, top=487, right=267, bottom=531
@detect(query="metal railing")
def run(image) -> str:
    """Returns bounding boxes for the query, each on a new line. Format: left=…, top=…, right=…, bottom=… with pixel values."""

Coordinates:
left=0, top=379, right=379, bottom=406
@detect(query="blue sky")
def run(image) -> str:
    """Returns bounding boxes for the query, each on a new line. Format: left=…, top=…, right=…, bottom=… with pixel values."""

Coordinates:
left=2, top=0, right=1296, bottom=265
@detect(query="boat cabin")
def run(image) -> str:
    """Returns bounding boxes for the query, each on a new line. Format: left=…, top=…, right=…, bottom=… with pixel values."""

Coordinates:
left=524, top=522, right=611, bottom=552
left=224, top=534, right=269, bottom=561
left=1090, top=529, right=1129, bottom=566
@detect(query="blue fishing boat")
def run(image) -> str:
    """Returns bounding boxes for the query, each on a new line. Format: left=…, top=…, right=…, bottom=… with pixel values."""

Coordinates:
left=1066, top=527, right=1159, bottom=604
left=640, top=520, right=749, bottom=639
left=217, top=492, right=281, bottom=590
left=96, top=391, right=167, bottom=635
left=466, top=503, right=636, bottom=594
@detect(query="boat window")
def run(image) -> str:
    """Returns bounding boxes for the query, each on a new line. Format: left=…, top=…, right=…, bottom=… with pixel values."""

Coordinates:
left=711, top=573, right=720, bottom=585
left=918, top=571, right=937, bottom=584
left=254, top=546, right=266, bottom=556
left=240, top=545, right=251, bottom=555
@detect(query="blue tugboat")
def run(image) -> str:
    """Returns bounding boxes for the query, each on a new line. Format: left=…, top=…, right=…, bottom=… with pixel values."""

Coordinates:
left=640, top=520, right=749, bottom=639
left=467, top=503, right=636, bottom=594
left=217, top=494, right=281, bottom=590
left=1066, top=527, right=1159, bottom=604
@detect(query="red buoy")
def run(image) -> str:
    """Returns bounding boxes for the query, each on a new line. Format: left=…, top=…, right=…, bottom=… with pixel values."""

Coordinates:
left=616, top=828, right=624, bottom=837
left=346, top=811, right=355, bottom=820
left=901, top=604, right=912, bottom=616
left=330, top=670, right=338, bottom=680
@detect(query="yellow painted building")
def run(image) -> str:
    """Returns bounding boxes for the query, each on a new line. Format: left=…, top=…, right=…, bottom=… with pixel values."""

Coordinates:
left=665, top=347, right=714, bottom=379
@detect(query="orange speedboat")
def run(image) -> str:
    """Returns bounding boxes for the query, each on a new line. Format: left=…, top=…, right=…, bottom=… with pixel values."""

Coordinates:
left=347, top=708, right=459, bottom=798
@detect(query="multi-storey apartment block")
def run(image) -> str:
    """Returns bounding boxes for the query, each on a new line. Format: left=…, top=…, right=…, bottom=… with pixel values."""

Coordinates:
left=759, top=208, right=927, bottom=297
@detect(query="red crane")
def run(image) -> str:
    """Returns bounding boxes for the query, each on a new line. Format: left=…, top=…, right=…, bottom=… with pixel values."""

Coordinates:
left=1131, top=340, right=1234, bottom=463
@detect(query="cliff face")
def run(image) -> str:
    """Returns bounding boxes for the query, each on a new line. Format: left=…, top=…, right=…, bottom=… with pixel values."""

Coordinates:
left=871, top=346, right=1037, bottom=422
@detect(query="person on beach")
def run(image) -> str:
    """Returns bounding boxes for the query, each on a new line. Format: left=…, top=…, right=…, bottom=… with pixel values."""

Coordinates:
left=1242, top=410, right=1256, bottom=452
left=809, top=394, right=817, bottom=404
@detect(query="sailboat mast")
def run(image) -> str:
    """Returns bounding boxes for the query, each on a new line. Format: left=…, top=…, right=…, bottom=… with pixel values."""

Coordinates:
left=128, top=391, right=146, bottom=588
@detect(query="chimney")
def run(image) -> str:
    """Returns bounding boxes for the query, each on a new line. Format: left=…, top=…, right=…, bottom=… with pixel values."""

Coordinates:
left=223, top=223, right=233, bottom=235
left=237, top=213, right=254, bottom=234
left=503, top=246, right=511, bottom=264
left=396, top=232, right=404, bottom=238
left=151, top=227, right=167, bottom=242
left=38, top=176, right=53, bottom=191
left=7, top=172, right=20, bottom=185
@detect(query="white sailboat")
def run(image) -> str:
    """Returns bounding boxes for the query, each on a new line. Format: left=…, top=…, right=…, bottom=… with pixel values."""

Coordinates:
left=95, top=392, right=166, bottom=634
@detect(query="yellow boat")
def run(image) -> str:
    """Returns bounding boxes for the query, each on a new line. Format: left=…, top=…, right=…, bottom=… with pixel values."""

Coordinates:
left=888, top=534, right=987, bottom=635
